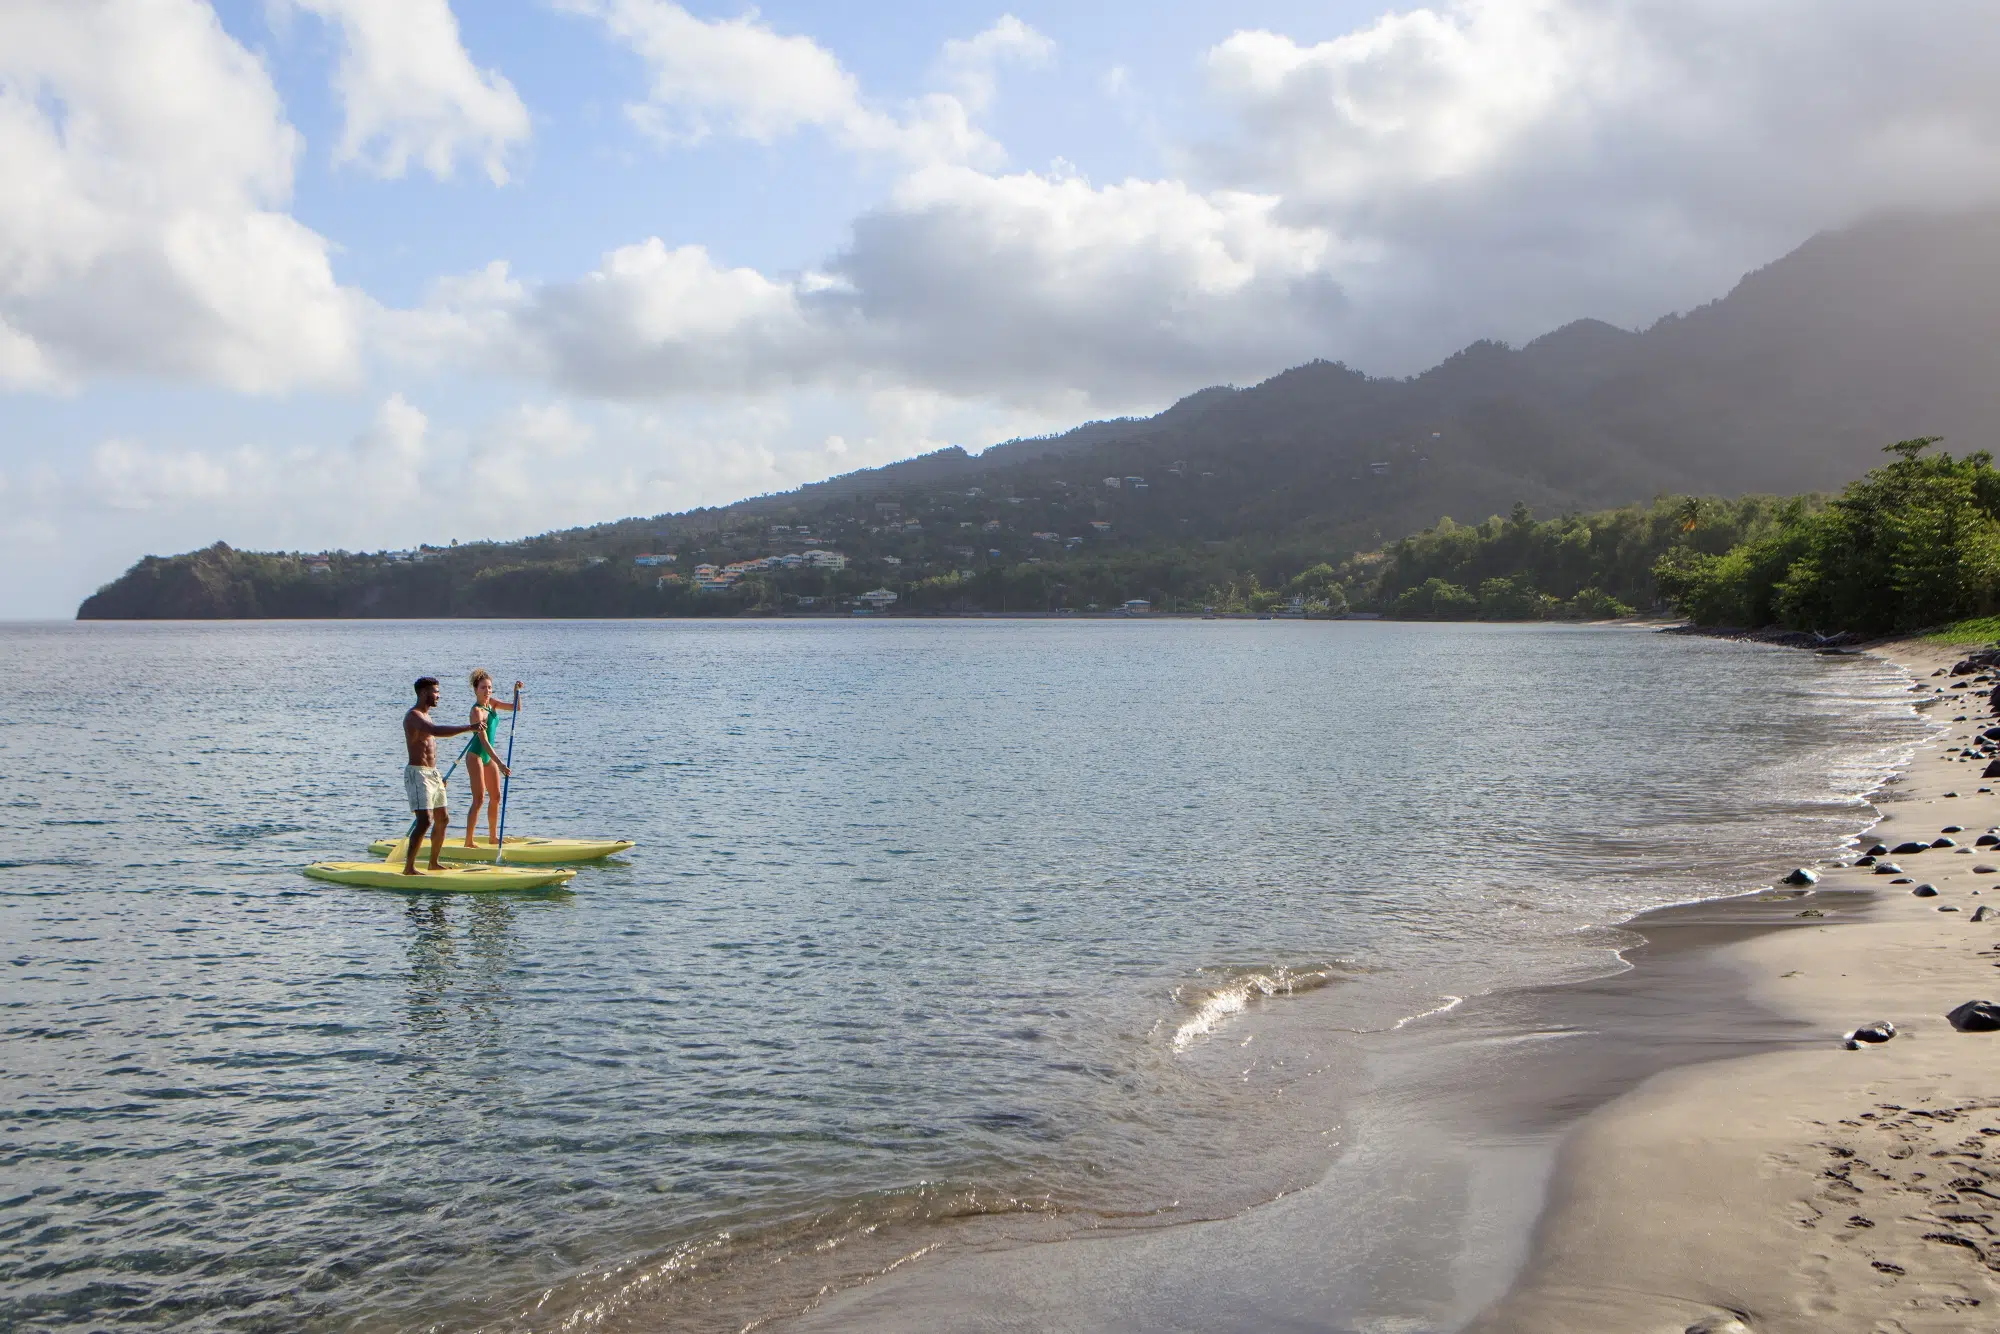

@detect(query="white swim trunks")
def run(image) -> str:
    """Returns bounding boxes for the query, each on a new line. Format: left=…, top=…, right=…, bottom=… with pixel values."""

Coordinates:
left=404, top=765, right=448, bottom=812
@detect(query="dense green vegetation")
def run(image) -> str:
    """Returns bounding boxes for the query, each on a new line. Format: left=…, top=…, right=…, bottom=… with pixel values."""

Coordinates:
left=1370, top=495, right=1804, bottom=621
left=1653, top=440, right=2000, bottom=634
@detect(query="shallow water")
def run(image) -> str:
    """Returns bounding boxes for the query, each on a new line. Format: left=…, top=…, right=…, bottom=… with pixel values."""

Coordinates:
left=0, top=621, right=1926, bottom=1331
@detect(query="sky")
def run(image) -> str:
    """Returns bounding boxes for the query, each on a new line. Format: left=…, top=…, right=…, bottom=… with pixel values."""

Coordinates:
left=5, top=1, right=2000, bottom=617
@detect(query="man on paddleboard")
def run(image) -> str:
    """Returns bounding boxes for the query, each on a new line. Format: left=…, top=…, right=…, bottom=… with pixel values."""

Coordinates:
left=403, top=676, right=480, bottom=875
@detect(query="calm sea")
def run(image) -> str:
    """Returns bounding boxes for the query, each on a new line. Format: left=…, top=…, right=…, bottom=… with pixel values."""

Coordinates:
left=0, top=621, right=1927, bottom=1331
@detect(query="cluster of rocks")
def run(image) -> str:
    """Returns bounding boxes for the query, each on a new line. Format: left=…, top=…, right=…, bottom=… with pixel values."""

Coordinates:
left=1947, top=647, right=2000, bottom=676
left=1825, top=799, right=2000, bottom=1045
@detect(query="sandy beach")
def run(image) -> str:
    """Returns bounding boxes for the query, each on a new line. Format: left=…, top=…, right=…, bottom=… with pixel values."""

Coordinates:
left=1468, top=638, right=2000, bottom=1333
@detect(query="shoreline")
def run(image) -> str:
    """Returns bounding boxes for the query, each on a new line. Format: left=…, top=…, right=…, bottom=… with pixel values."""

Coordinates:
left=786, top=892, right=1877, bottom=1333
left=1467, top=637, right=2000, bottom=1332
left=770, top=636, right=1940, bottom=1332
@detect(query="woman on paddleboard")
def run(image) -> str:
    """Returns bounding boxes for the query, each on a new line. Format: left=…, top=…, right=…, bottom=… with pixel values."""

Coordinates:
left=463, top=669, right=522, bottom=847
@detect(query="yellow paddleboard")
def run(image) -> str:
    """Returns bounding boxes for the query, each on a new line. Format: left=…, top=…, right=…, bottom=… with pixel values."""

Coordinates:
left=303, top=861, right=578, bottom=891
left=365, top=836, right=635, bottom=864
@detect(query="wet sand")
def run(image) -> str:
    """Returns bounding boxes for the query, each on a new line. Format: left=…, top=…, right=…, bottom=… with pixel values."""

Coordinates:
left=788, top=868, right=1891, bottom=1331
left=1471, top=639, right=2000, bottom=1333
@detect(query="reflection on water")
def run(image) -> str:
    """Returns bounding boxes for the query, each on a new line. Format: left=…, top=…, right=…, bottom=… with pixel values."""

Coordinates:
left=402, top=896, right=533, bottom=1097
left=0, top=620, right=1928, bottom=1332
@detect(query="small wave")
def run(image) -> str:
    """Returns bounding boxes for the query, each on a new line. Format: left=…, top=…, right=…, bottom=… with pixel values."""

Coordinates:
left=1389, top=995, right=1463, bottom=1029
left=1171, top=964, right=1346, bottom=1051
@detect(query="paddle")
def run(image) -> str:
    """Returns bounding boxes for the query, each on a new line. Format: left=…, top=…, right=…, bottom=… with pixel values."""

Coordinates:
left=494, top=684, right=522, bottom=865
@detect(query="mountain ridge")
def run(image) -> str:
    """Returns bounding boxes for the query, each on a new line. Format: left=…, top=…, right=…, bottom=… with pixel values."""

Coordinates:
left=79, top=209, right=2000, bottom=618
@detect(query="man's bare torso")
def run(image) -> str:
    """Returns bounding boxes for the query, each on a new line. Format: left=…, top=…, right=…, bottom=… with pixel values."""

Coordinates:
left=405, top=707, right=442, bottom=766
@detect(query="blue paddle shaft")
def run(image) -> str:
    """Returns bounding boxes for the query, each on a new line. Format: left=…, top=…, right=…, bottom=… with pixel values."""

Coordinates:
left=494, top=687, right=521, bottom=864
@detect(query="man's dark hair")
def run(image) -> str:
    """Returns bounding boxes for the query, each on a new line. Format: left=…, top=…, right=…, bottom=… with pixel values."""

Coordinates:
left=414, top=676, right=440, bottom=697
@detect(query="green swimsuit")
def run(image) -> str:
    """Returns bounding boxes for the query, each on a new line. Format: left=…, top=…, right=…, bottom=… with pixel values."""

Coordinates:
left=470, top=700, right=504, bottom=763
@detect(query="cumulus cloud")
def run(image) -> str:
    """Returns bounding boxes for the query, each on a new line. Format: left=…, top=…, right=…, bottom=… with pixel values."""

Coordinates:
left=938, top=15, right=1055, bottom=114
left=290, top=0, right=531, bottom=183
left=0, top=0, right=361, bottom=391
left=1199, top=0, right=2000, bottom=360
left=565, top=1, right=1046, bottom=167
left=381, top=242, right=832, bottom=395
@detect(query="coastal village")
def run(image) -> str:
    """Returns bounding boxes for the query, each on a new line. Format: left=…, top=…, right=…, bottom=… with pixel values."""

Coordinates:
left=219, top=461, right=1366, bottom=618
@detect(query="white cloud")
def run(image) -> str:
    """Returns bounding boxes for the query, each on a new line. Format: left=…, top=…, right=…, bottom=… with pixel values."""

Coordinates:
left=1198, top=0, right=2000, bottom=363
left=290, top=0, right=531, bottom=183
left=0, top=0, right=362, bottom=391
left=938, top=15, right=1054, bottom=114
left=567, top=1, right=1045, bottom=168
left=828, top=166, right=1340, bottom=397
left=383, top=241, right=831, bottom=395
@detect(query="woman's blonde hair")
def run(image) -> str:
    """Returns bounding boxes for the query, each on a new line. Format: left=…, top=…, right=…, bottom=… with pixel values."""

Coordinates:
left=469, top=668, right=492, bottom=691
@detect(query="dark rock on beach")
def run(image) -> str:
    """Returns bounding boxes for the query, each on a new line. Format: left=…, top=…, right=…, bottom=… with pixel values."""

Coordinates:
left=1977, top=833, right=2000, bottom=846
left=1974, top=905, right=1996, bottom=922
left=1933, top=837, right=1957, bottom=848
left=1946, top=1000, right=2000, bottom=1031
left=1912, top=884, right=1939, bottom=896
left=1873, top=863, right=1903, bottom=875
left=1866, top=843, right=1890, bottom=857
left=1851, top=1021, right=1897, bottom=1043
left=1892, top=841, right=1930, bottom=854
left=1683, top=1317, right=1752, bottom=1334
left=1781, top=868, right=1819, bottom=886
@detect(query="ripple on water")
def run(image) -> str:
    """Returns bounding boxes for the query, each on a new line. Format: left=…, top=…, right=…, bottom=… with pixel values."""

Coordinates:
left=0, top=620, right=1925, bottom=1331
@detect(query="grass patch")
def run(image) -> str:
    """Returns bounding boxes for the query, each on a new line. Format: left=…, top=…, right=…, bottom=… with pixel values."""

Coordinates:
left=1923, top=615, right=2000, bottom=644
